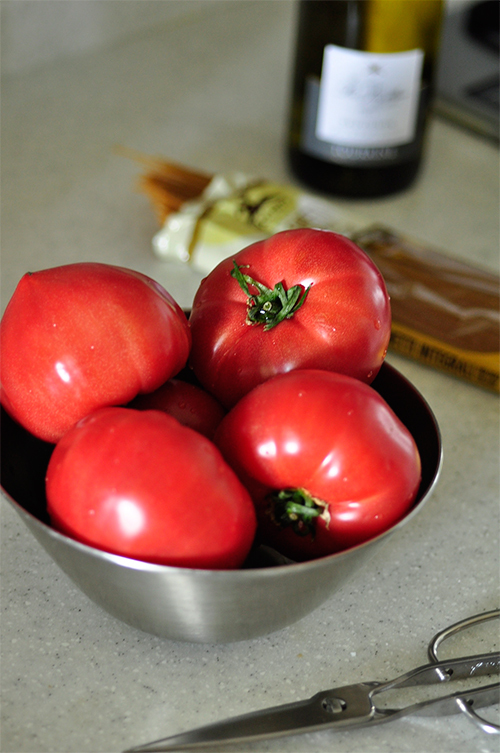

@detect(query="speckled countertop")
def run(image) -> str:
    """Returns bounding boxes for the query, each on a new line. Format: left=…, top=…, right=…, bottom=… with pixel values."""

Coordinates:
left=1, top=3, right=499, bottom=753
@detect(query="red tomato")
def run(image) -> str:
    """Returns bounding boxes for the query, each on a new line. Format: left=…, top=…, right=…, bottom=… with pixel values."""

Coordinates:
left=189, top=228, right=391, bottom=408
left=46, top=407, right=257, bottom=569
left=0, top=263, right=191, bottom=443
left=129, top=378, right=226, bottom=439
left=214, top=369, right=421, bottom=561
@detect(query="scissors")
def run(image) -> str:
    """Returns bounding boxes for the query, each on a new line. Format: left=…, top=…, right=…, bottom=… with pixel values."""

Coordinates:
left=126, top=610, right=499, bottom=752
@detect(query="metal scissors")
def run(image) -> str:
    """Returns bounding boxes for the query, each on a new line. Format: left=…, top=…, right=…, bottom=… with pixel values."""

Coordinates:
left=126, top=610, right=499, bottom=752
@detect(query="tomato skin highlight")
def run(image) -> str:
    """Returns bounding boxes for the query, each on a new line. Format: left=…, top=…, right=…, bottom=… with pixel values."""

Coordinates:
left=46, top=407, right=257, bottom=570
left=129, top=378, right=226, bottom=439
left=0, top=263, right=191, bottom=443
left=189, top=228, right=391, bottom=408
left=214, top=370, right=421, bottom=561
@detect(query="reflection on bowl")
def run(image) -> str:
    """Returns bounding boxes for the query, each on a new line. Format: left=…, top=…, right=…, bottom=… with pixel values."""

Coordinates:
left=1, top=363, right=441, bottom=643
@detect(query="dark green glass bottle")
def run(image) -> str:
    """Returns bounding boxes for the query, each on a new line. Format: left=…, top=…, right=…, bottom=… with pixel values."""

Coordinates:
left=288, top=0, right=444, bottom=198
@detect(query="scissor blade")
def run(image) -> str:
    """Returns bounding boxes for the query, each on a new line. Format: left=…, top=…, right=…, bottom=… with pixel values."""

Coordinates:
left=124, top=683, right=375, bottom=752
left=125, top=697, right=324, bottom=752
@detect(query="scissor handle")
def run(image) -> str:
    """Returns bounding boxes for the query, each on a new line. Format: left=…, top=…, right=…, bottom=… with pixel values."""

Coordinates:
left=455, top=696, right=500, bottom=736
left=428, top=609, right=500, bottom=735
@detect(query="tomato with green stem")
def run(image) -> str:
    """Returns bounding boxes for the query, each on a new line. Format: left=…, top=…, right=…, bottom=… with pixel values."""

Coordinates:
left=214, top=369, right=421, bottom=561
left=189, top=228, right=391, bottom=409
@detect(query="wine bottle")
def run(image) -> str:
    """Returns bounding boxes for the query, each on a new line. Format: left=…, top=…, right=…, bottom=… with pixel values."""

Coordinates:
left=287, top=0, right=444, bottom=198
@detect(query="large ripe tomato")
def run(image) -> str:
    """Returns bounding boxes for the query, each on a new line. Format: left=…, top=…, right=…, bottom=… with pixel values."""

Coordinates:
left=46, top=407, right=257, bottom=569
left=189, top=228, right=391, bottom=408
left=0, top=263, right=191, bottom=443
left=214, top=369, right=421, bottom=561
left=129, top=377, right=226, bottom=440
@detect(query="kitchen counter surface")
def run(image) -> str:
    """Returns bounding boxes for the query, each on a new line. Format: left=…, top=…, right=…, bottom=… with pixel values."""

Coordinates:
left=1, top=3, right=499, bottom=752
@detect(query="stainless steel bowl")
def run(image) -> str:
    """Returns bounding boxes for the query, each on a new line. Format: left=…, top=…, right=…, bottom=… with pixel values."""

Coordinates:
left=1, top=363, right=442, bottom=643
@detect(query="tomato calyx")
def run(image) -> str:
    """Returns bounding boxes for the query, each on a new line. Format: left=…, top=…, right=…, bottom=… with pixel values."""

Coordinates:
left=266, top=487, right=330, bottom=538
left=231, top=261, right=311, bottom=331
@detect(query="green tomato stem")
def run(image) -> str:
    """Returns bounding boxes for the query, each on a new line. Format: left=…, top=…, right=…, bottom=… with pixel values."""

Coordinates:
left=231, top=261, right=311, bottom=331
left=267, top=487, right=329, bottom=538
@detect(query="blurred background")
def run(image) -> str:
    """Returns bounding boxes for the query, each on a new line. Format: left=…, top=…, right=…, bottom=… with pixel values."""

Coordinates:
left=0, top=0, right=483, bottom=77
left=2, top=2, right=221, bottom=77
left=1, top=0, right=498, bottom=348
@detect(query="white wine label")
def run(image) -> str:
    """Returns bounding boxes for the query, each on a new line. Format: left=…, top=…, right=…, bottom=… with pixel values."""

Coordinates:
left=316, top=44, right=424, bottom=148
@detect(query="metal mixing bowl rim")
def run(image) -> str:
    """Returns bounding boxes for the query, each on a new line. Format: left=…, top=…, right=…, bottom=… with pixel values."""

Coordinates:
left=1, top=361, right=443, bottom=579
left=2, top=453, right=442, bottom=579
